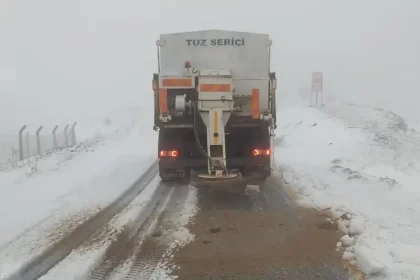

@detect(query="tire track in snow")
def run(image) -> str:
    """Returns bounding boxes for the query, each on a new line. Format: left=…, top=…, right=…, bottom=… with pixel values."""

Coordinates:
left=86, top=182, right=176, bottom=280
left=8, top=161, right=159, bottom=280
left=124, top=184, right=192, bottom=280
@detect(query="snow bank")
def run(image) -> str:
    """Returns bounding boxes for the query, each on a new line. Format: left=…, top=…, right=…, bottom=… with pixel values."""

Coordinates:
left=0, top=109, right=158, bottom=277
left=276, top=93, right=420, bottom=279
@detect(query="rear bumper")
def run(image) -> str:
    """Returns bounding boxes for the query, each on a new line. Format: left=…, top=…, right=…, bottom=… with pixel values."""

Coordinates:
left=159, top=157, right=271, bottom=177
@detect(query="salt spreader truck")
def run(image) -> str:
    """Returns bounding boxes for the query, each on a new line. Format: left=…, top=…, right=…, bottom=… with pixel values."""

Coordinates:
left=152, top=30, right=277, bottom=188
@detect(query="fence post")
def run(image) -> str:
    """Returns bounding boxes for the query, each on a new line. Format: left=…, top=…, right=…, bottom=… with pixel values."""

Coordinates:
left=19, top=125, right=27, bottom=161
left=71, top=122, right=77, bottom=146
left=52, top=125, right=59, bottom=149
left=10, top=147, right=16, bottom=167
left=64, top=124, right=69, bottom=147
left=36, top=126, right=43, bottom=156
left=13, top=147, right=18, bottom=166
left=26, top=132, right=30, bottom=159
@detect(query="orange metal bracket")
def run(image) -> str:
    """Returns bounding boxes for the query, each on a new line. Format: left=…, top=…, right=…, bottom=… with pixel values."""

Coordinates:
left=251, top=88, right=260, bottom=119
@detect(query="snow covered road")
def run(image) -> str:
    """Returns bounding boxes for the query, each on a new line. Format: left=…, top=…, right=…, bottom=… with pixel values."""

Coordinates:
left=7, top=162, right=159, bottom=279
left=276, top=94, right=420, bottom=279
left=0, top=113, right=164, bottom=278
left=38, top=178, right=197, bottom=280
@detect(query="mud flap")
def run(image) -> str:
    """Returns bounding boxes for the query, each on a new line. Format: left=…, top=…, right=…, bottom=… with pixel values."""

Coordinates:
left=159, top=168, right=187, bottom=182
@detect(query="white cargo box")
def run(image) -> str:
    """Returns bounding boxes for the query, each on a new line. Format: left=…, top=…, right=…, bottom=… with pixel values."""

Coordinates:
left=158, top=30, right=271, bottom=78
left=157, top=30, right=272, bottom=110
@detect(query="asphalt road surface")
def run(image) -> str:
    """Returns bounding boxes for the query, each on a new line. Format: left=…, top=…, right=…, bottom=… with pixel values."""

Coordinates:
left=171, top=175, right=352, bottom=280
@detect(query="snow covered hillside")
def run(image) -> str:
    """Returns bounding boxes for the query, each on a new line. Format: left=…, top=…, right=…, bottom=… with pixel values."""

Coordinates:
left=0, top=106, right=147, bottom=167
left=0, top=108, right=157, bottom=276
left=275, top=93, right=420, bottom=279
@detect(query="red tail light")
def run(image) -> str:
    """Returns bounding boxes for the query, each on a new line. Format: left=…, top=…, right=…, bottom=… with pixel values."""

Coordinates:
left=160, top=150, right=178, bottom=157
left=252, top=149, right=270, bottom=156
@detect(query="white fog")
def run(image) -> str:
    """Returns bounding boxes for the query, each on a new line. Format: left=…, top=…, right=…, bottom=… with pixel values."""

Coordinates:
left=2, top=2, right=420, bottom=279
left=1, top=0, right=419, bottom=132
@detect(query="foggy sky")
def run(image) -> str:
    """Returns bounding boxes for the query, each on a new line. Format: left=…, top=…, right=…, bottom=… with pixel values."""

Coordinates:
left=1, top=0, right=420, bottom=133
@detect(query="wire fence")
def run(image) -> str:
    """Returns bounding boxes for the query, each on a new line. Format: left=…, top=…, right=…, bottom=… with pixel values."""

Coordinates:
left=0, top=123, right=78, bottom=169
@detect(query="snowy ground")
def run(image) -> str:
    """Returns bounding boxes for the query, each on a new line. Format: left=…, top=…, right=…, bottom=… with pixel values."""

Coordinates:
left=0, top=106, right=146, bottom=168
left=38, top=175, right=162, bottom=280
left=276, top=93, right=420, bottom=279
left=4, top=92, right=420, bottom=279
left=0, top=110, right=158, bottom=277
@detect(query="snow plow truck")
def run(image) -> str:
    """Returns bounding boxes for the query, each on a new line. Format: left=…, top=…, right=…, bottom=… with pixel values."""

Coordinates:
left=153, top=30, right=277, bottom=189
